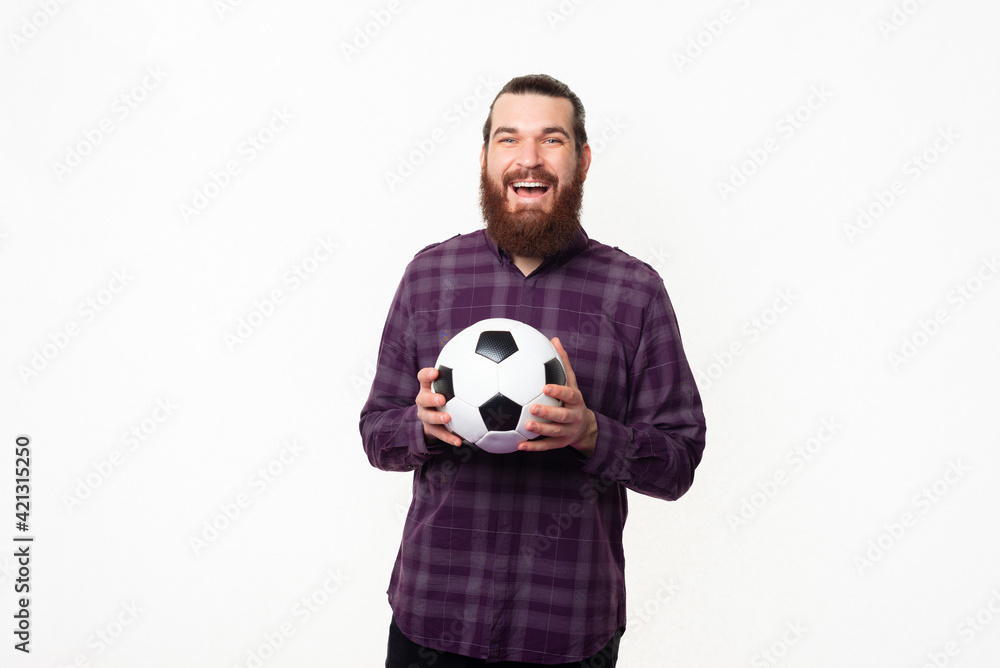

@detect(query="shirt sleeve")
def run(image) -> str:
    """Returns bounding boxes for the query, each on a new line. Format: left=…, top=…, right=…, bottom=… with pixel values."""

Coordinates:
left=580, top=281, right=706, bottom=501
left=359, top=267, right=446, bottom=472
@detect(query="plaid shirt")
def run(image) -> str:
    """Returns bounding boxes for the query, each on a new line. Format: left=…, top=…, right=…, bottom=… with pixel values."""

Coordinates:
left=359, top=228, right=706, bottom=663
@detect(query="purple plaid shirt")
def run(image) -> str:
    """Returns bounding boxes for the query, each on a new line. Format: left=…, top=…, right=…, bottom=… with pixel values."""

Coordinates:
left=359, top=228, right=705, bottom=663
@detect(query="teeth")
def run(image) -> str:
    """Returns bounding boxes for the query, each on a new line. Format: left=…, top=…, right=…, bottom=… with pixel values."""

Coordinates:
left=512, top=181, right=548, bottom=188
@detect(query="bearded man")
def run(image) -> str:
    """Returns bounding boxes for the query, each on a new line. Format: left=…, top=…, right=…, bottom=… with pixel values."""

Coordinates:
left=360, top=74, right=706, bottom=667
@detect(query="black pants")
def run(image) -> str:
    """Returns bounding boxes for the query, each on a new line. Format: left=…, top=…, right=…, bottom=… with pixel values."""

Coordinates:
left=386, top=617, right=623, bottom=668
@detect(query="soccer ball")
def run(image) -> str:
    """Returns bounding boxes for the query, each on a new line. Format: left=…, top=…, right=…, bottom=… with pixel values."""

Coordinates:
left=432, top=318, right=567, bottom=454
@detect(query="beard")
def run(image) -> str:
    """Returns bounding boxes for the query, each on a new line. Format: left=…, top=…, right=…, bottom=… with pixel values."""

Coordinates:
left=479, top=163, right=584, bottom=259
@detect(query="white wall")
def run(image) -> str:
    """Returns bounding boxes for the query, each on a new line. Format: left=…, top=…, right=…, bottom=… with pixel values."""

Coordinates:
left=2, top=1, right=998, bottom=666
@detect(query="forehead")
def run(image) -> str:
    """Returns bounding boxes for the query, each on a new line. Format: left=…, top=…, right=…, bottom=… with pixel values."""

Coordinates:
left=489, top=93, right=575, bottom=135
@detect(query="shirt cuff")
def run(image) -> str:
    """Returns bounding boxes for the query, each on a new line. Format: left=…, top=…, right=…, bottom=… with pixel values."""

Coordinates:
left=580, top=410, right=627, bottom=479
left=404, top=404, right=446, bottom=459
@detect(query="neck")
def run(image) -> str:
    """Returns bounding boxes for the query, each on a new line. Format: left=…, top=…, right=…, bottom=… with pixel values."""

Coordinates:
left=512, top=255, right=543, bottom=277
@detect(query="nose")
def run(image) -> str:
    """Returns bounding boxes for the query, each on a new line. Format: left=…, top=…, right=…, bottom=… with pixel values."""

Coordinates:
left=516, top=142, right=542, bottom=170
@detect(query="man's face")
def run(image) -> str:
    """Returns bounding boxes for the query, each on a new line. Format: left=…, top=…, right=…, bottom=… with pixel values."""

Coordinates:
left=479, top=93, right=591, bottom=259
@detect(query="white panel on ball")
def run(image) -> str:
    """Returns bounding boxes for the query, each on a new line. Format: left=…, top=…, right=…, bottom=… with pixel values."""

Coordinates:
left=452, top=353, right=501, bottom=407
left=496, top=351, right=547, bottom=405
left=435, top=325, right=478, bottom=368
left=476, top=430, right=524, bottom=454
left=508, top=321, right=560, bottom=362
left=445, top=398, right=488, bottom=445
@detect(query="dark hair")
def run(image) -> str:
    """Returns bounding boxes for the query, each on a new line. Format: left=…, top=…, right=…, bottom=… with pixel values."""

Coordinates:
left=482, top=74, right=588, bottom=156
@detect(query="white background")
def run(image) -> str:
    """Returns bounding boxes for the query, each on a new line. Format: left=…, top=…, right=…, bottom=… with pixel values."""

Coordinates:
left=2, top=1, right=999, bottom=666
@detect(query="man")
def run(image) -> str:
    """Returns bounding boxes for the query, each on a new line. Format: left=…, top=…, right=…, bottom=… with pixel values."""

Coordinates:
left=360, top=74, right=706, bottom=666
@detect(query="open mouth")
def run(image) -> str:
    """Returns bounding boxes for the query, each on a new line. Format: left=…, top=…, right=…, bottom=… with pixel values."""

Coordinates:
left=509, top=180, right=552, bottom=199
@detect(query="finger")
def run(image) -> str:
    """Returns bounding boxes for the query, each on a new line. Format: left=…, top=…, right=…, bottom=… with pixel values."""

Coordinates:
left=417, top=367, right=439, bottom=389
left=550, top=337, right=578, bottom=388
left=425, top=423, right=462, bottom=447
left=524, top=420, right=566, bottom=438
left=529, top=403, right=570, bottom=424
left=417, top=407, right=463, bottom=447
left=416, top=390, right=447, bottom=409
left=416, top=368, right=446, bottom=408
left=517, top=436, right=566, bottom=452
left=417, top=405, right=451, bottom=425
left=429, top=426, right=463, bottom=447
left=541, top=384, right=577, bottom=406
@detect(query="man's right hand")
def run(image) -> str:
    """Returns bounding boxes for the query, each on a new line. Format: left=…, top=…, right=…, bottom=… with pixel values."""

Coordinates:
left=416, top=367, right=463, bottom=447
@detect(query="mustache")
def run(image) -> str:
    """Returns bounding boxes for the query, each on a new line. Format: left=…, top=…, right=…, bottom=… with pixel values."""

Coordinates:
left=480, top=163, right=583, bottom=260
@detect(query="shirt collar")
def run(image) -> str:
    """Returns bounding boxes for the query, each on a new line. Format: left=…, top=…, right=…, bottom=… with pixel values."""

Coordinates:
left=483, top=226, right=590, bottom=271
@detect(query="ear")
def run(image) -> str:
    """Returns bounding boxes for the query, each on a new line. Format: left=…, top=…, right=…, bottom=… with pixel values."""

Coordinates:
left=479, top=145, right=487, bottom=170
left=577, top=143, right=592, bottom=183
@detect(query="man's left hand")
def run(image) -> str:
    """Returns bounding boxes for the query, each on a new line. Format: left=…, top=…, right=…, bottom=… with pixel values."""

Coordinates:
left=518, top=337, right=598, bottom=458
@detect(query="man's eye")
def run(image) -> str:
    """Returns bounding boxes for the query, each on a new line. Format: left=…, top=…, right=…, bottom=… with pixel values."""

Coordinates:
left=543, top=138, right=563, bottom=144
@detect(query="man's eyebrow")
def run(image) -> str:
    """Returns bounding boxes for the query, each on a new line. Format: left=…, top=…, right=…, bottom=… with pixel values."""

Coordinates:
left=541, top=126, right=571, bottom=138
left=491, top=126, right=571, bottom=139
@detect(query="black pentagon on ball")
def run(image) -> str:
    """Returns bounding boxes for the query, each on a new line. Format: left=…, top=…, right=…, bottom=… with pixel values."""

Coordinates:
left=475, top=330, right=519, bottom=363
left=544, top=357, right=567, bottom=387
left=432, top=365, right=455, bottom=402
left=479, top=393, right=522, bottom=432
